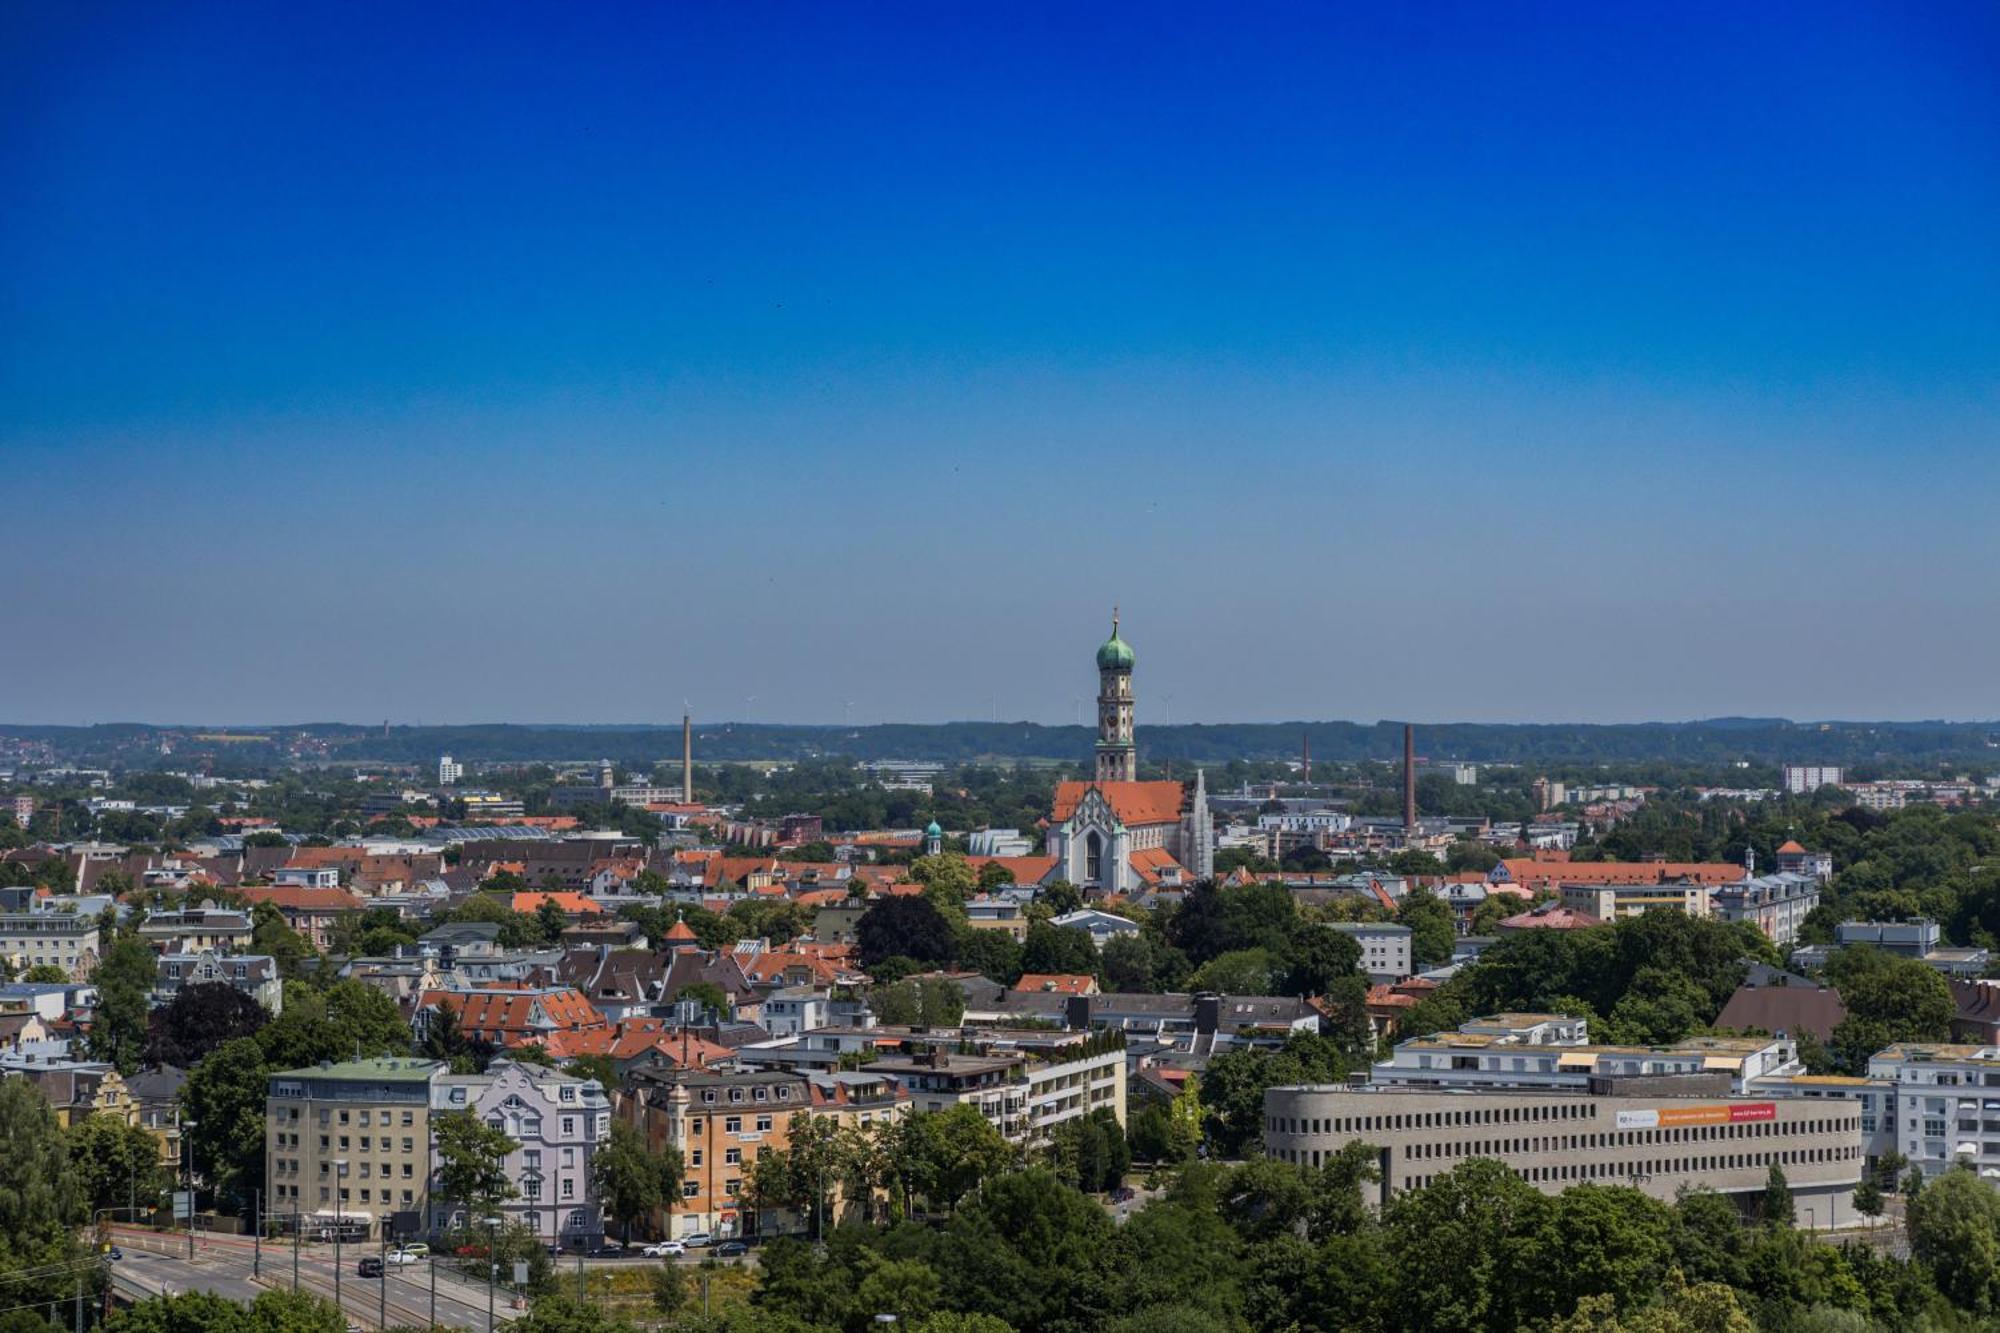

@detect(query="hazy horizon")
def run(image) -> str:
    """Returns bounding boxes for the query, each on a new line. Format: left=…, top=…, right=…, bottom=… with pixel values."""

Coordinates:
left=5, top=4, right=1995, bottom=727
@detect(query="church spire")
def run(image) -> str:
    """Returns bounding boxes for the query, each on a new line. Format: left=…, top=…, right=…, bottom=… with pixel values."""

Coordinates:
left=1094, top=609, right=1136, bottom=783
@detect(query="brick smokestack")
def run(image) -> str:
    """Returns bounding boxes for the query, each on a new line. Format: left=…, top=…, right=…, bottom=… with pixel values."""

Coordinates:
left=1403, top=723, right=1417, bottom=831
left=682, top=712, right=694, bottom=804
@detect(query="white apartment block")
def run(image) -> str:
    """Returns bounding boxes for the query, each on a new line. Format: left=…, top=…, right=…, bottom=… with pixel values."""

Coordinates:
left=1782, top=765, right=1845, bottom=795
left=1327, top=922, right=1413, bottom=983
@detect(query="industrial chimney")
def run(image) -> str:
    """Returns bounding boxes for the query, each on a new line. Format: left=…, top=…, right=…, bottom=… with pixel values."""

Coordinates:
left=1403, top=723, right=1417, bottom=832
left=682, top=712, right=694, bottom=804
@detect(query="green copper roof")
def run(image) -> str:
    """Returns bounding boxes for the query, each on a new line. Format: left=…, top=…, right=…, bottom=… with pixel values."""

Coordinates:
left=1096, top=613, right=1134, bottom=671
left=924, top=819, right=943, bottom=838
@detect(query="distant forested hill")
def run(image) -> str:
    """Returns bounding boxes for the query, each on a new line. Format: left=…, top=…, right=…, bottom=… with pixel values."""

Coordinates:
left=6, top=717, right=1996, bottom=769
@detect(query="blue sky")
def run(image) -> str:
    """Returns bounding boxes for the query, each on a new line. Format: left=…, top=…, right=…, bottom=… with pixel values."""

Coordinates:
left=3, top=2, right=1995, bottom=726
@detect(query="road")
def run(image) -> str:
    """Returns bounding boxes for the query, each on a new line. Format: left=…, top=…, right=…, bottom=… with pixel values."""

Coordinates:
left=106, top=1226, right=523, bottom=1330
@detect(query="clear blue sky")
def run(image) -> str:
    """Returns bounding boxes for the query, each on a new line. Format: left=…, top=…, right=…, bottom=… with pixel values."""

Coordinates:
left=3, top=2, right=1995, bottom=727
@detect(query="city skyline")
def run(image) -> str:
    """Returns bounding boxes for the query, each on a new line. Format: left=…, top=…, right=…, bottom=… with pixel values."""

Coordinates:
left=5, top=3, right=1996, bottom=725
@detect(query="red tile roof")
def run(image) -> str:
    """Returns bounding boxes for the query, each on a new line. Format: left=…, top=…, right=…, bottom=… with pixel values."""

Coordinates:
left=1776, top=840, right=1807, bottom=854
left=1050, top=780, right=1185, bottom=827
left=1498, top=857, right=1744, bottom=891
left=965, top=855, right=1059, bottom=886
left=237, top=885, right=366, bottom=913
left=1011, top=973, right=1099, bottom=995
left=510, top=891, right=604, bottom=916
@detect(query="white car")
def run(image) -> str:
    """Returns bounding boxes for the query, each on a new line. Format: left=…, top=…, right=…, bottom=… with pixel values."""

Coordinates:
left=384, top=1251, right=421, bottom=1266
left=641, top=1241, right=686, bottom=1258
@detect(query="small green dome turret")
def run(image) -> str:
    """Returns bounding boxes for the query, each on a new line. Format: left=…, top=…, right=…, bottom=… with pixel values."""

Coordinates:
left=1096, top=610, right=1134, bottom=672
left=924, top=819, right=943, bottom=839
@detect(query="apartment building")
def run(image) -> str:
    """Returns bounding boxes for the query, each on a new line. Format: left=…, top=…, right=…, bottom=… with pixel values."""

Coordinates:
left=1263, top=1086, right=1865, bottom=1225
left=1867, top=1044, right=2000, bottom=1184
left=1558, top=880, right=1713, bottom=922
left=862, top=1038, right=1126, bottom=1143
left=1709, top=872, right=1821, bottom=947
left=618, top=1067, right=816, bottom=1241
left=265, top=1058, right=445, bottom=1240
left=1782, top=765, right=1846, bottom=795
left=1368, top=1014, right=1799, bottom=1094
left=1326, top=922, right=1413, bottom=983
left=0, top=912, right=100, bottom=980
left=136, top=903, right=254, bottom=956
left=432, top=1061, right=609, bottom=1249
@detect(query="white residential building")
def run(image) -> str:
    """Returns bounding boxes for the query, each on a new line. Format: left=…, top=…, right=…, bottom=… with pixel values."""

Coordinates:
left=438, top=756, right=463, bottom=787
left=1327, top=922, right=1413, bottom=983
left=1783, top=765, right=1846, bottom=795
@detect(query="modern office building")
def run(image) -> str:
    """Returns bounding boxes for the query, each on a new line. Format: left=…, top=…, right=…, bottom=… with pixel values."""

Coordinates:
left=1263, top=1085, right=1865, bottom=1225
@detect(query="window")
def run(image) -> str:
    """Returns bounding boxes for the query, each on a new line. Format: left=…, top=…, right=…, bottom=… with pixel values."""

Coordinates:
left=724, top=1148, right=741, bottom=1165
left=682, top=1181, right=699, bottom=1199
left=561, top=1117, right=575, bottom=1136
left=690, top=1149, right=704, bottom=1167
left=725, top=1117, right=741, bottom=1134
left=755, top=1116, right=772, bottom=1133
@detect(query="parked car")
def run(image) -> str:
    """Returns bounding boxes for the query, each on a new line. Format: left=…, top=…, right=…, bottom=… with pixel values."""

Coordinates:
left=587, top=1244, right=628, bottom=1259
left=682, top=1232, right=715, bottom=1248
left=395, top=1242, right=429, bottom=1258
left=641, top=1241, right=686, bottom=1258
left=714, top=1241, right=749, bottom=1258
left=357, top=1257, right=384, bottom=1278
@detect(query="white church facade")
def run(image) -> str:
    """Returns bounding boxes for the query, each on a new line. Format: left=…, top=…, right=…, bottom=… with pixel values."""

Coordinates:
left=1045, top=614, right=1215, bottom=896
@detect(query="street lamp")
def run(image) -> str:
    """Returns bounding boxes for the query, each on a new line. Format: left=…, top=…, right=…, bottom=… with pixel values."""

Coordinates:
left=180, top=1117, right=197, bottom=1260
left=332, top=1160, right=348, bottom=1316
left=483, top=1215, right=503, bottom=1332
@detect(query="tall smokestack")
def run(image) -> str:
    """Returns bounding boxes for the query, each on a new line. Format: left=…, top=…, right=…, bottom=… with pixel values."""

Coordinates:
left=682, top=713, right=694, bottom=804
left=1403, top=723, right=1417, bottom=832
left=1302, top=733, right=1311, bottom=783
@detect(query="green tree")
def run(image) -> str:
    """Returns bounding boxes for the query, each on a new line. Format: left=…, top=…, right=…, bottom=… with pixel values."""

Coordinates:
left=1384, top=1159, right=1549, bottom=1333
left=534, top=896, right=570, bottom=944
left=1276, top=928, right=1361, bottom=998
left=1019, top=921, right=1098, bottom=978
left=1761, top=1164, right=1794, bottom=1228
left=592, top=1119, right=682, bottom=1243
left=178, top=1036, right=272, bottom=1213
left=89, top=931, right=158, bottom=1074
left=0, top=1077, right=97, bottom=1324
left=649, top=1260, right=688, bottom=1315
left=936, top=1168, right=1116, bottom=1331
left=1187, top=947, right=1275, bottom=995
left=513, top=1293, right=642, bottom=1333
left=911, top=853, right=976, bottom=918
left=672, top=980, right=730, bottom=1016
left=433, top=1109, right=518, bottom=1224
left=1852, top=1172, right=1883, bottom=1221
left=870, top=978, right=966, bottom=1026
left=67, top=1111, right=167, bottom=1213
left=250, top=902, right=314, bottom=978
left=20, top=963, right=69, bottom=983
left=858, top=896, right=959, bottom=970
left=1100, top=934, right=1156, bottom=992
left=892, top=1106, right=1015, bottom=1214
left=1396, top=889, right=1456, bottom=968
left=1908, top=1165, right=2000, bottom=1312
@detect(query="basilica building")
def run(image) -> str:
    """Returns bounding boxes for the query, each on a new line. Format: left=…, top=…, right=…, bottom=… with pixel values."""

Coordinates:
left=1046, top=614, right=1215, bottom=896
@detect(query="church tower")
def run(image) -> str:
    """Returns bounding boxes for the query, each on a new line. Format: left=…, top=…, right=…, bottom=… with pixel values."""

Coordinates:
left=1094, top=610, right=1137, bottom=784
left=1180, top=767, right=1215, bottom=881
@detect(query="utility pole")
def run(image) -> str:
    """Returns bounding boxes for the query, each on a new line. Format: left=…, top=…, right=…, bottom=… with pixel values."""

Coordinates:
left=292, top=1209, right=300, bottom=1293
left=252, top=1188, right=261, bottom=1278
left=378, top=1232, right=387, bottom=1331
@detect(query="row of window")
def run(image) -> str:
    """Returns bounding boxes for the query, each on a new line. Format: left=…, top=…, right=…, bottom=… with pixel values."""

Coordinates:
left=1386, top=1143, right=1863, bottom=1192
left=1269, top=1106, right=1860, bottom=1143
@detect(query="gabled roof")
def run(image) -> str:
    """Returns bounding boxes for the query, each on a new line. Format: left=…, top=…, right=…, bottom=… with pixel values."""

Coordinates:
left=1496, top=857, right=1744, bottom=890
left=1050, top=781, right=1185, bottom=828
left=1127, top=846, right=1188, bottom=886
left=1776, top=840, right=1808, bottom=855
